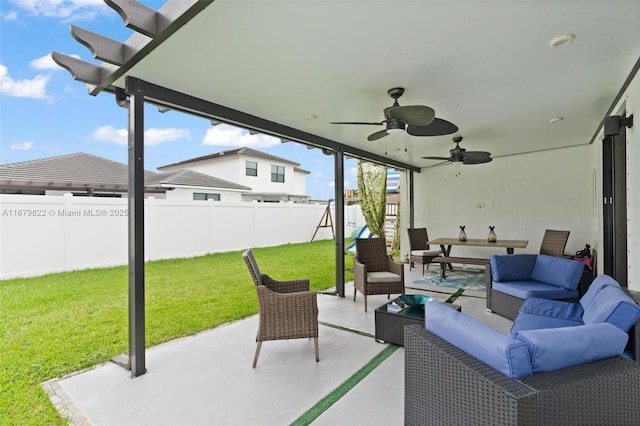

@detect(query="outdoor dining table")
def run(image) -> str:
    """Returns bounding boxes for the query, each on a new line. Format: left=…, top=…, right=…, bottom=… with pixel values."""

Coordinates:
left=427, top=237, right=529, bottom=273
left=427, top=237, right=529, bottom=256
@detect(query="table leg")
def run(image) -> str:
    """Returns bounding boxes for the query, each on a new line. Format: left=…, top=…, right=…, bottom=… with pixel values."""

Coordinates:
left=439, top=245, right=454, bottom=277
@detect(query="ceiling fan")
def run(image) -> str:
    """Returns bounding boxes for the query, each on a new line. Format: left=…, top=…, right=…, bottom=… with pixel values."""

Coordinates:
left=422, top=136, right=492, bottom=164
left=330, top=87, right=458, bottom=141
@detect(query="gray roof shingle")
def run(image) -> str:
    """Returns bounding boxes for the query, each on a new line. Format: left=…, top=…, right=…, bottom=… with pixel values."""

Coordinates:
left=146, top=169, right=251, bottom=190
left=0, top=153, right=159, bottom=191
left=0, top=153, right=248, bottom=192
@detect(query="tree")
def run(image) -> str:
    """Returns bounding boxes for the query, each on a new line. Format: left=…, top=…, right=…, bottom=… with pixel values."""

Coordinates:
left=356, top=160, right=387, bottom=238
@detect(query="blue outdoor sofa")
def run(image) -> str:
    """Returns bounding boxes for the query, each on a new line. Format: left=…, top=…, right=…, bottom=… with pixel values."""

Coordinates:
left=405, top=274, right=640, bottom=425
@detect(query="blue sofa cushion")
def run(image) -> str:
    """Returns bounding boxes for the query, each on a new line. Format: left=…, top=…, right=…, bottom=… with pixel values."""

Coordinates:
left=425, top=301, right=532, bottom=379
left=490, top=254, right=537, bottom=282
left=530, top=255, right=584, bottom=290
left=580, top=275, right=621, bottom=312
left=519, top=297, right=584, bottom=321
left=514, top=323, right=628, bottom=374
left=582, top=286, right=640, bottom=332
left=492, top=281, right=579, bottom=300
left=509, top=312, right=583, bottom=338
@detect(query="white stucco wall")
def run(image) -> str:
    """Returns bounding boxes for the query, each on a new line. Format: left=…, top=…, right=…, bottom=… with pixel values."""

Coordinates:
left=161, top=155, right=307, bottom=198
left=414, top=144, right=597, bottom=261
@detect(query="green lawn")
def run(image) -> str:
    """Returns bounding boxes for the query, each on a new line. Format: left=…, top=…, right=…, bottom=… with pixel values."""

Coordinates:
left=0, top=240, right=353, bottom=425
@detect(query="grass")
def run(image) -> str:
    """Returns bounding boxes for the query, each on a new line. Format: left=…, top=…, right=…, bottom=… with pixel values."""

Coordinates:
left=0, top=240, right=353, bottom=425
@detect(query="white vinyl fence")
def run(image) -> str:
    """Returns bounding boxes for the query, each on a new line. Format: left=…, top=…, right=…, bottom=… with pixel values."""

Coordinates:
left=0, top=195, right=365, bottom=280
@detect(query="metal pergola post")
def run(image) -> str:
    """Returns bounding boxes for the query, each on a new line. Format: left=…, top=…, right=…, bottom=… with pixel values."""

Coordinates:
left=334, top=148, right=345, bottom=297
left=127, top=78, right=146, bottom=377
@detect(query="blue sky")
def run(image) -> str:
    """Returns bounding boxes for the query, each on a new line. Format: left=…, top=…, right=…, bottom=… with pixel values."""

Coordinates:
left=0, top=0, right=357, bottom=200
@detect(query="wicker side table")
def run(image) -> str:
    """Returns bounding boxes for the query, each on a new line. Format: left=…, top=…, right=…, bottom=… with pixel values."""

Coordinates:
left=374, top=298, right=461, bottom=346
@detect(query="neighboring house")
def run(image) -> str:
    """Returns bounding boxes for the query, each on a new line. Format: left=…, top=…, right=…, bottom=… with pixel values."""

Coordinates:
left=0, top=153, right=250, bottom=201
left=157, top=147, right=311, bottom=203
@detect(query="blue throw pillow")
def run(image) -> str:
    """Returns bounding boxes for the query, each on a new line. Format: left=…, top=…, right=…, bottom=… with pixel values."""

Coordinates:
left=425, top=301, right=532, bottom=379
left=582, top=286, right=640, bottom=332
left=490, top=254, right=537, bottom=282
left=515, top=323, right=628, bottom=374
left=580, top=274, right=621, bottom=312
left=530, top=255, right=584, bottom=290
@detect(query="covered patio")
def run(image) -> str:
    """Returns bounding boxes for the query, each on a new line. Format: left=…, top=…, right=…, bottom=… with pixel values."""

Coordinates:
left=47, top=0, right=640, bottom=423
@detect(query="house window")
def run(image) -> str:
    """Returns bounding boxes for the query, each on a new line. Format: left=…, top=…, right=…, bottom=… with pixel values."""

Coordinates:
left=271, top=165, right=285, bottom=183
left=193, top=193, right=220, bottom=201
left=246, top=161, right=258, bottom=177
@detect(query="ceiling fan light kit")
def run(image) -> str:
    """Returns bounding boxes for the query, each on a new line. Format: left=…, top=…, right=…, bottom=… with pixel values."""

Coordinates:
left=331, top=87, right=458, bottom=141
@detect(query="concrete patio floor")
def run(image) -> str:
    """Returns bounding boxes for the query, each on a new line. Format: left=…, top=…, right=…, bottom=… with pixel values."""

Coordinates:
left=43, top=266, right=513, bottom=426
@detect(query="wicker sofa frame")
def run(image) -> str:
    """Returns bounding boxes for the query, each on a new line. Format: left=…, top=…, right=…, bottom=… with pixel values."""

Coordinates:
left=404, top=325, right=640, bottom=425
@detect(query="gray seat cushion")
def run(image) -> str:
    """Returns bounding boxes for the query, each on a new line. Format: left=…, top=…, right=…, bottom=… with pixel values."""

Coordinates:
left=367, top=271, right=402, bottom=283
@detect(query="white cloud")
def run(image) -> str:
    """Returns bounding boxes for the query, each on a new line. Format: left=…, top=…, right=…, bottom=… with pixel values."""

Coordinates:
left=327, top=180, right=350, bottom=188
left=10, top=141, right=33, bottom=151
left=349, top=167, right=358, bottom=177
left=30, top=53, right=79, bottom=71
left=2, top=11, right=18, bottom=21
left=10, top=0, right=109, bottom=20
left=313, top=172, right=323, bottom=178
left=0, top=64, right=50, bottom=99
left=202, top=124, right=281, bottom=148
left=91, top=125, right=127, bottom=145
left=90, top=125, right=190, bottom=146
left=144, top=128, right=191, bottom=146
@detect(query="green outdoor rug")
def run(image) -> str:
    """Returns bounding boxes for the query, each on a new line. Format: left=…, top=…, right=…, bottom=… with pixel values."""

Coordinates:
left=412, top=269, right=486, bottom=290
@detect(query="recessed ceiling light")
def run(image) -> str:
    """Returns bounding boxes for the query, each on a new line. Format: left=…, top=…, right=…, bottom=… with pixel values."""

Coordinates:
left=548, top=34, right=574, bottom=48
left=549, top=117, right=564, bottom=124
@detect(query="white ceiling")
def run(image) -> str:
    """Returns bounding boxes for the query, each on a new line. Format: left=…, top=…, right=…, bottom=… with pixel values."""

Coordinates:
left=107, top=0, right=640, bottom=169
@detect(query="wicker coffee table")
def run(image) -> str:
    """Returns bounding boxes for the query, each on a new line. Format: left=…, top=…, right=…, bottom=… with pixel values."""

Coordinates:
left=374, top=297, right=461, bottom=346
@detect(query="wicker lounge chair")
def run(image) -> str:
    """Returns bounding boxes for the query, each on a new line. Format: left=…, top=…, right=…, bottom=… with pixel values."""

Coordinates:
left=407, top=227, right=442, bottom=275
left=353, top=238, right=404, bottom=312
left=539, top=229, right=570, bottom=257
left=242, top=249, right=319, bottom=367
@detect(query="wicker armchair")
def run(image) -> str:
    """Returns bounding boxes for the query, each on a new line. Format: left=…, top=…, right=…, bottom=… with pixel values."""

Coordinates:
left=242, top=249, right=319, bottom=367
left=353, top=238, right=404, bottom=312
left=539, top=229, right=570, bottom=257
left=407, top=228, right=442, bottom=275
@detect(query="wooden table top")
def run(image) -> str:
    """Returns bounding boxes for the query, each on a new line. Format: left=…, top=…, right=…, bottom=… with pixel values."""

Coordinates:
left=428, top=238, right=529, bottom=249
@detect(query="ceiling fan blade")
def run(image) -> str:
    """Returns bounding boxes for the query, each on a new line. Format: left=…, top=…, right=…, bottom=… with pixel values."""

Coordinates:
left=463, top=157, right=493, bottom=165
left=388, top=105, right=435, bottom=126
left=406, top=118, right=459, bottom=136
left=463, top=151, right=492, bottom=164
left=421, top=156, right=451, bottom=161
left=330, top=121, right=385, bottom=126
left=367, top=129, right=389, bottom=141
left=464, top=151, right=492, bottom=160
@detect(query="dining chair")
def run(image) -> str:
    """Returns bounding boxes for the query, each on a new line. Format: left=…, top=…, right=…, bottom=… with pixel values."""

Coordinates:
left=242, top=249, right=319, bottom=367
left=353, top=237, right=405, bottom=312
left=539, top=229, right=570, bottom=257
left=407, top=228, right=443, bottom=275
